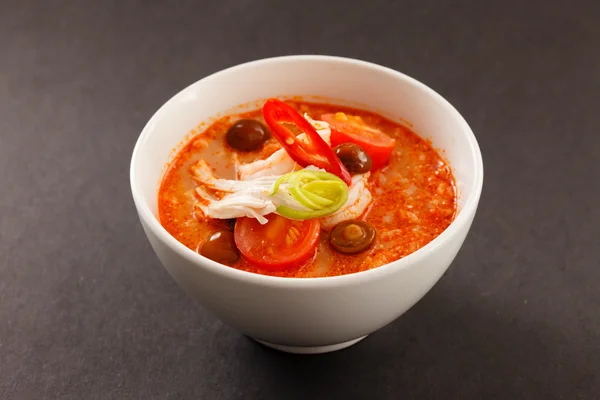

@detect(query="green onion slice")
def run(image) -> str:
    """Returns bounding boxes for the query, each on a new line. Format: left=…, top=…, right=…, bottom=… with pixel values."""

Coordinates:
left=271, top=170, right=349, bottom=220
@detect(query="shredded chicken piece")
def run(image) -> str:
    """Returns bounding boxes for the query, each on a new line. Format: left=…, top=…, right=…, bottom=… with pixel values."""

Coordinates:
left=191, top=160, right=278, bottom=224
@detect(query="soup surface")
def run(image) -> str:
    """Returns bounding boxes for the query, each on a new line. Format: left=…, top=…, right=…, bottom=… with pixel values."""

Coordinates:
left=159, top=100, right=456, bottom=278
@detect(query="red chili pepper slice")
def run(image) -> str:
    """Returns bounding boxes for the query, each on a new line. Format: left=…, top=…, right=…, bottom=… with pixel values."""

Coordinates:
left=262, top=99, right=352, bottom=186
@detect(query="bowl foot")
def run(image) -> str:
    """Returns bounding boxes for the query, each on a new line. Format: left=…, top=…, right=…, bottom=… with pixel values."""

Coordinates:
left=253, top=335, right=368, bottom=354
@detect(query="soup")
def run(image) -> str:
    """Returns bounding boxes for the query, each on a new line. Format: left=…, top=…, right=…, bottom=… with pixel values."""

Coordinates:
left=158, top=99, right=456, bottom=278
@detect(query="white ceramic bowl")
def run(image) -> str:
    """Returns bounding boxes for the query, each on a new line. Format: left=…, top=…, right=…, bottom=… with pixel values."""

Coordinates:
left=130, top=55, right=483, bottom=354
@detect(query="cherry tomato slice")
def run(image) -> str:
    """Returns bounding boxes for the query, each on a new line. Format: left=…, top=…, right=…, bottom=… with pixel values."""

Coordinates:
left=322, top=113, right=396, bottom=170
left=234, top=214, right=320, bottom=270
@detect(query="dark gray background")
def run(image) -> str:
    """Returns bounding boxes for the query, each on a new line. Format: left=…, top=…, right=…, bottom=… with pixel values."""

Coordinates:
left=1, top=0, right=599, bottom=399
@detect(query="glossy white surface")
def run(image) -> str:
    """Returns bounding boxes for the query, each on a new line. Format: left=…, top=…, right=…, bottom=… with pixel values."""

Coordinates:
left=130, top=55, right=483, bottom=352
left=254, top=336, right=368, bottom=354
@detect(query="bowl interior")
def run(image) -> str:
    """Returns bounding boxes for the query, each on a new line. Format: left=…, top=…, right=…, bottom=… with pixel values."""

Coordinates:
left=132, top=56, right=481, bottom=260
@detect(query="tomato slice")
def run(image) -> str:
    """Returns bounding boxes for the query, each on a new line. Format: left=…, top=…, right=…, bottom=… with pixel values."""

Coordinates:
left=322, top=112, right=396, bottom=170
left=234, top=214, right=320, bottom=270
left=262, top=99, right=352, bottom=186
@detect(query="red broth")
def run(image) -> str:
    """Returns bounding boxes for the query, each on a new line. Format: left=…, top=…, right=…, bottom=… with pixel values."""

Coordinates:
left=158, top=101, right=456, bottom=278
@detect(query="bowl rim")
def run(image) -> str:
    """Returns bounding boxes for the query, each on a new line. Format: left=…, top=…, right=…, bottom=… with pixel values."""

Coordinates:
left=130, top=54, right=484, bottom=289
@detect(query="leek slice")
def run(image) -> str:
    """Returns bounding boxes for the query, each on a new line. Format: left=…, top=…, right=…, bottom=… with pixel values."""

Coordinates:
left=271, top=170, right=349, bottom=220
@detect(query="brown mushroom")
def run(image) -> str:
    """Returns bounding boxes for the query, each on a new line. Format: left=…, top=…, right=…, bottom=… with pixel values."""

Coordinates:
left=329, top=219, right=376, bottom=254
